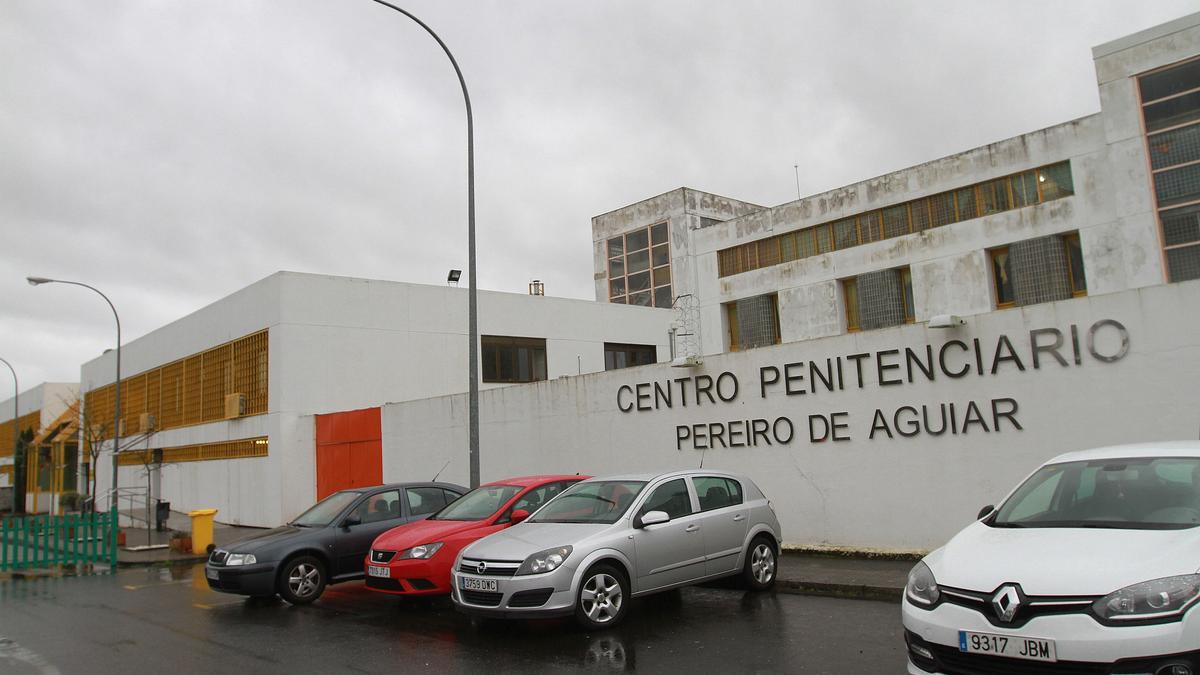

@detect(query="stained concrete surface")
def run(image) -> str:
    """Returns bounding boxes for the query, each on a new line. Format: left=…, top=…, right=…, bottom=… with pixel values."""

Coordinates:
left=0, top=563, right=907, bottom=673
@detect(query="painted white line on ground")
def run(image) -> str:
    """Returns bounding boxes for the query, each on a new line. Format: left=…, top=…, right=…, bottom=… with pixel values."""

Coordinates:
left=0, top=636, right=61, bottom=675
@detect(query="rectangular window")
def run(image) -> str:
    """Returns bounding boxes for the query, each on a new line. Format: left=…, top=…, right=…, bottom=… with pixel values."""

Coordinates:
left=990, top=246, right=1016, bottom=308
left=725, top=302, right=740, bottom=351
left=607, top=222, right=673, bottom=308
left=833, top=218, right=858, bottom=249
left=1064, top=233, right=1087, bottom=296
left=955, top=187, right=978, bottom=221
left=843, top=279, right=860, bottom=332
left=481, top=336, right=547, bottom=383
left=730, top=294, right=780, bottom=351
left=881, top=205, right=910, bottom=239
left=910, top=200, right=931, bottom=232
left=900, top=267, right=915, bottom=323
left=604, top=343, right=657, bottom=371
left=989, top=233, right=1086, bottom=309
left=1140, top=57, right=1200, bottom=283
left=858, top=212, right=882, bottom=243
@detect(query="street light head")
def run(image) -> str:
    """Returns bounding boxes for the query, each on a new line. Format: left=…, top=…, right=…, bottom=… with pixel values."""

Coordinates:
left=26, top=276, right=53, bottom=286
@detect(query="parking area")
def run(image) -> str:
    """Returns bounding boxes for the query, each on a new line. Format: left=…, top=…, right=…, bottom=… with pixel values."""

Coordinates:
left=0, top=563, right=906, bottom=673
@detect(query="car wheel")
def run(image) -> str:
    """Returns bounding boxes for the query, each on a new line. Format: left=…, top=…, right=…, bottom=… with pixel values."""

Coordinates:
left=278, top=556, right=326, bottom=605
left=574, top=564, right=629, bottom=630
left=742, top=536, right=777, bottom=591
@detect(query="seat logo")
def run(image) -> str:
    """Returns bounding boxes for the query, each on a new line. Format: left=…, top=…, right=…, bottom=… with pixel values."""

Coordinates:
left=477, top=561, right=487, bottom=575
left=991, top=584, right=1022, bottom=623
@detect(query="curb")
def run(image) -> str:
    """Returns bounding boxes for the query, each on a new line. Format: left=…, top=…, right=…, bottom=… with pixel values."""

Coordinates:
left=116, top=555, right=206, bottom=568
left=776, top=579, right=903, bottom=603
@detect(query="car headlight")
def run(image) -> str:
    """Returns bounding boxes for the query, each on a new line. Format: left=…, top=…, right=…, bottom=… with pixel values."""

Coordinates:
left=399, top=542, right=444, bottom=560
left=226, top=553, right=257, bottom=566
left=516, top=546, right=573, bottom=575
left=905, top=561, right=939, bottom=607
left=1092, top=574, right=1200, bottom=623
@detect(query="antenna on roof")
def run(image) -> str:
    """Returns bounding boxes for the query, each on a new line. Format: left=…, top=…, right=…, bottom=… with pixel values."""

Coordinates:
left=698, top=445, right=706, bottom=470
left=793, top=164, right=801, bottom=201
left=432, top=459, right=452, bottom=482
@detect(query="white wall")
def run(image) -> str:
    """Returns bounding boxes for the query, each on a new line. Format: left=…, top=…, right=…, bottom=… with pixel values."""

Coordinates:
left=381, top=281, right=1200, bottom=553
left=83, top=272, right=674, bottom=526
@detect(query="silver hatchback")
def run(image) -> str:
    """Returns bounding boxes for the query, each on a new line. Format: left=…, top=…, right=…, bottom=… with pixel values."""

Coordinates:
left=450, top=469, right=782, bottom=628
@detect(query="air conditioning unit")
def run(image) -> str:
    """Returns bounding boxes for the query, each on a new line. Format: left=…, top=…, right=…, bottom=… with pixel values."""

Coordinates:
left=224, top=393, right=246, bottom=419
left=139, top=413, right=156, bottom=432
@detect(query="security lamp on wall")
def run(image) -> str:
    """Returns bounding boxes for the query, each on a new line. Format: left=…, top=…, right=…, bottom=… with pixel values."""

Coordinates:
left=447, top=269, right=462, bottom=286
left=928, top=314, right=966, bottom=328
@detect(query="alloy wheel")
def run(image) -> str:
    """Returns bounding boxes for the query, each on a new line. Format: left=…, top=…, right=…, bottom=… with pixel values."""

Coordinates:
left=581, top=572, right=624, bottom=624
left=751, top=543, right=775, bottom=585
left=288, top=563, right=321, bottom=598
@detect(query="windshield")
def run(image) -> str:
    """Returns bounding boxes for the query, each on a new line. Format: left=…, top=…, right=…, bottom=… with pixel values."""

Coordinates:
left=992, top=456, right=1200, bottom=530
left=530, top=480, right=647, bottom=524
left=431, top=485, right=522, bottom=521
left=290, top=491, right=361, bottom=527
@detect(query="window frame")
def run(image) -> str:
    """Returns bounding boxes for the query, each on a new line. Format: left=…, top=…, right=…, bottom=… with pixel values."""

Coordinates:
left=481, top=335, right=548, bottom=384
left=604, top=343, right=658, bottom=371
left=843, top=278, right=860, bottom=333
left=989, top=245, right=1016, bottom=309
left=607, top=221, right=673, bottom=308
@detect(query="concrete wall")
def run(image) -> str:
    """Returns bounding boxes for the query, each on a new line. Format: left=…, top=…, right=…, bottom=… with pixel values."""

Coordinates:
left=0, top=382, right=80, bottom=429
left=381, top=280, right=1200, bottom=552
left=88, top=272, right=674, bottom=526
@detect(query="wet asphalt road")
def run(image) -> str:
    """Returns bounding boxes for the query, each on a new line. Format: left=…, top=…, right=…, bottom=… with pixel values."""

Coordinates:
left=0, top=564, right=907, bottom=674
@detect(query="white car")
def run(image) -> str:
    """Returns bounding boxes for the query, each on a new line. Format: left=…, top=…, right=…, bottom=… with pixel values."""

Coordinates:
left=902, top=441, right=1200, bottom=674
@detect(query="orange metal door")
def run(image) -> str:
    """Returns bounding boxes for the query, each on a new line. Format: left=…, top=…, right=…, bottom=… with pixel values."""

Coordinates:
left=315, top=408, right=382, bottom=500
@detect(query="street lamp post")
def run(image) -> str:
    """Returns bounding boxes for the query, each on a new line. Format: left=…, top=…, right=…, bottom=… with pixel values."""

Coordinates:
left=27, top=277, right=121, bottom=511
left=0, top=357, right=17, bottom=515
left=367, top=1, right=480, bottom=488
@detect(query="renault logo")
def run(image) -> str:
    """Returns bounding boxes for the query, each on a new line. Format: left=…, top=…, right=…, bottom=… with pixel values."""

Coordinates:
left=476, top=561, right=487, bottom=575
left=991, top=584, right=1022, bottom=623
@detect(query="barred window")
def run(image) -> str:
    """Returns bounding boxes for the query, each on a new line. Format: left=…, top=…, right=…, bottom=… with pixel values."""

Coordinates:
left=844, top=267, right=913, bottom=333
left=989, top=233, right=1085, bottom=309
left=725, top=294, right=780, bottom=351
left=1140, top=56, right=1200, bottom=283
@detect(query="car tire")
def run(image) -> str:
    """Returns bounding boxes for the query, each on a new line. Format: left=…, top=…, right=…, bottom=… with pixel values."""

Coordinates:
left=574, top=564, right=629, bottom=630
left=278, top=556, right=326, bottom=605
left=742, top=535, right=777, bottom=591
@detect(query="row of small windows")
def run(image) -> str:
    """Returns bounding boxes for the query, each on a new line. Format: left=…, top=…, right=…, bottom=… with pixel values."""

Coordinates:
left=481, top=336, right=657, bottom=383
left=606, top=222, right=673, bottom=308
left=1140, top=56, right=1200, bottom=283
left=724, top=233, right=1087, bottom=349
left=717, top=162, right=1074, bottom=278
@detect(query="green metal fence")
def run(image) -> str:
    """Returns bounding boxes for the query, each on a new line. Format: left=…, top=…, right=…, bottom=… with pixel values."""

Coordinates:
left=0, top=506, right=118, bottom=570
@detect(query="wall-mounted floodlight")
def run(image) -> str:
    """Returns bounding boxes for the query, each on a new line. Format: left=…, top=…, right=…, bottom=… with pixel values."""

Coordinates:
left=929, top=314, right=966, bottom=328
left=447, top=269, right=462, bottom=286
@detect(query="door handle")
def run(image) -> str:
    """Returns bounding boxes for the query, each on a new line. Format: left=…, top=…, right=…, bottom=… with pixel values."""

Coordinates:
left=685, top=524, right=699, bottom=532
left=733, top=515, right=745, bottom=522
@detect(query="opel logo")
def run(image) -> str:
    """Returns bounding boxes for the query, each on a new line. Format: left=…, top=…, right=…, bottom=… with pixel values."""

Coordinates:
left=477, top=561, right=487, bottom=575
left=991, top=584, right=1023, bottom=623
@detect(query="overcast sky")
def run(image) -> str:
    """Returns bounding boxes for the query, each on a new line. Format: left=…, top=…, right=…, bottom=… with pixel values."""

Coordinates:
left=1, top=1, right=1196, bottom=389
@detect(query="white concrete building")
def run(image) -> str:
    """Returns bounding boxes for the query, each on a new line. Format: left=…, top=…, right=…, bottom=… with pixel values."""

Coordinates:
left=83, top=272, right=673, bottom=526
left=0, top=382, right=79, bottom=511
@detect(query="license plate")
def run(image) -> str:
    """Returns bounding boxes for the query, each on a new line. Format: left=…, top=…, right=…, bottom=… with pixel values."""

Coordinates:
left=460, top=576, right=498, bottom=592
left=368, top=565, right=390, bottom=578
left=959, top=631, right=1056, bottom=662
left=205, top=567, right=218, bottom=581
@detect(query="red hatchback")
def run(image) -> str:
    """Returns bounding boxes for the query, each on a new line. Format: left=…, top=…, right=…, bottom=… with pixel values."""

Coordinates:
left=364, top=474, right=587, bottom=596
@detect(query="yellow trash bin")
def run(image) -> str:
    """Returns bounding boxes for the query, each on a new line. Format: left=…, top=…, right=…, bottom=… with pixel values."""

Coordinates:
left=188, top=508, right=219, bottom=555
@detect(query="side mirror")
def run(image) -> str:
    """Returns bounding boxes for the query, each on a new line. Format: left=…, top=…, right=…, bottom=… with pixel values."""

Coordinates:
left=510, top=509, right=530, bottom=524
left=977, top=505, right=995, bottom=520
left=636, top=510, right=670, bottom=528
left=342, top=516, right=362, bottom=529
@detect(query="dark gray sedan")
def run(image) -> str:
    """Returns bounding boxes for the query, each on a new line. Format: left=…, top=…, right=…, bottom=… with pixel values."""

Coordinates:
left=205, top=481, right=467, bottom=604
